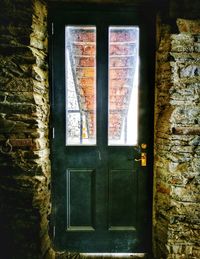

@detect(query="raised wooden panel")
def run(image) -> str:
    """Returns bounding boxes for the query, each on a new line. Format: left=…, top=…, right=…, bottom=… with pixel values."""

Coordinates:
left=108, top=169, right=137, bottom=230
left=66, top=169, right=95, bottom=231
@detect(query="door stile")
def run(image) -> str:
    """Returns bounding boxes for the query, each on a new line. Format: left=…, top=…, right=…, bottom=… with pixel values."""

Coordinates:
left=51, top=21, right=67, bottom=243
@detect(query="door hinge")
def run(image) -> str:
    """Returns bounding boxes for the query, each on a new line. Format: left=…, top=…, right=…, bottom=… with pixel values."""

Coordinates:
left=52, top=127, right=55, bottom=139
left=53, top=225, right=56, bottom=240
left=51, top=22, right=54, bottom=35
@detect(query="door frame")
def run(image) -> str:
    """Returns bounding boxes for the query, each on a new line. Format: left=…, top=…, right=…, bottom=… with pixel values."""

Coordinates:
left=48, top=2, right=155, bottom=254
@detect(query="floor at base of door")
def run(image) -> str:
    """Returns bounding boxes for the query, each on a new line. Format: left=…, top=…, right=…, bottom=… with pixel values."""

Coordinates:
left=55, top=252, right=150, bottom=259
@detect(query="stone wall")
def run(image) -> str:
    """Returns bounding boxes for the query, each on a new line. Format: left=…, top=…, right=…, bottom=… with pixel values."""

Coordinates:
left=0, top=0, right=54, bottom=258
left=154, top=14, right=200, bottom=259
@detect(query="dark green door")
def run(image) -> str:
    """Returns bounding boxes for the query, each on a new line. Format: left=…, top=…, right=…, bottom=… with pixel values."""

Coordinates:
left=50, top=4, right=154, bottom=253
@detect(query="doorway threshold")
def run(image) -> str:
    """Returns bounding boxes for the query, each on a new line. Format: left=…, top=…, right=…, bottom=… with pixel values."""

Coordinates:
left=56, top=252, right=147, bottom=259
left=81, top=253, right=147, bottom=258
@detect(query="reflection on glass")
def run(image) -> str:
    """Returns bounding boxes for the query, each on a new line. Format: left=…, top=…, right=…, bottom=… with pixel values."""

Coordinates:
left=108, top=26, right=139, bottom=145
left=65, top=26, right=96, bottom=145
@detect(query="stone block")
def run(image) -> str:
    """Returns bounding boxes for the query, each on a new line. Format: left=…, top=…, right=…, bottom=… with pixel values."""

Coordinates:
left=2, top=77, right=33, bottom=92
left=171, top=106, right=200, bottom=125
left=171, top=34, right=194, bottom=53
left=170, top=84, right=200, bottom=105
left=6, top=91, right=34, bottom=103
left=177, top=19, right=200, bottom=34
left=31, top=35, right=46, bottom=50
left=0, top=102, right=37, bottom=114
left=191, top=157, right=200, bottom=172
left=0, top=118, right=32, bottom=134
left=189, top=136, right=200, bottom=146
left=156, top=181, right=171, bottom=195
left=154, top=218, right=169, bottom=244
left=171, top=185, right=200, bottom=202
left=33, top=65, right=48, bottom=82
left=14, top=53, right=36, bottom=64
left=171, top=53, right=200, bottom=62
left=170, top=145, right=194, bottom=153
left=180, top=65, right=200, bottom=78
left=32, top=137, right=48, bottom=151
left=194, top=42, right=200, bottom=52
left=168, top=161, right=192, bottom=174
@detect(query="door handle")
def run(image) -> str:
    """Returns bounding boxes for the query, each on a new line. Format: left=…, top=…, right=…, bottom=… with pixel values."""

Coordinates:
left=128, top=144, right=147, bottom=166
left=134, top=144, right=147, bottom=167
left=134, top=152, right=147, bottom=167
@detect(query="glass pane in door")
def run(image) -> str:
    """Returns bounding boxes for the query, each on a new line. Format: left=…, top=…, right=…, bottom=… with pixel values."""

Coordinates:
left=108, top=26, right=139, bottom=145
left=65, top=26, right=96, bottom=145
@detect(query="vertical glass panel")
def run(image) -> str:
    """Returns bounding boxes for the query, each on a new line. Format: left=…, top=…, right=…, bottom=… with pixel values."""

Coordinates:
left=108, top=26, right=139, bottom=146
left=65, top=26, right=96, bottom=145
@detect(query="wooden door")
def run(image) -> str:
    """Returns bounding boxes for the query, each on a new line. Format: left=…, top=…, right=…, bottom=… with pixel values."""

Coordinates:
left=50, top=4, right=154, bottom=253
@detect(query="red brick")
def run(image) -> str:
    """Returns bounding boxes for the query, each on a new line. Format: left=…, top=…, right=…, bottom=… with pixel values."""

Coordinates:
left=110, top=86, right=128, bottom=96
left=76, top=57, right=95, bottom=67
left=110, top=44, right=135, bottom=55
left=110, top=31, right=136, bottom=42
left=109, top=68, right=130, bottom=78
left=110, top=79, right=131, bottom=88
left=72, top=31, right=95, bottom=42
left=110, top=57, right=134, bottom=67
left=73, top=44, right=96, bottom=55
left=76, top=68, right=95, bottom=78
left=78, top=78, right=95, bottom=86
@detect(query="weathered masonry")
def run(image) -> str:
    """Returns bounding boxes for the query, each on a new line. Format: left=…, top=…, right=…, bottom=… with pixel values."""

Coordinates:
left=0, top=0, right=200, bottom=258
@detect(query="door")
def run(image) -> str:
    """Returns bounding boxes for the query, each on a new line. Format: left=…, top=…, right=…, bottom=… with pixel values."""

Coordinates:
left=50, top=4, right=154, bottom=253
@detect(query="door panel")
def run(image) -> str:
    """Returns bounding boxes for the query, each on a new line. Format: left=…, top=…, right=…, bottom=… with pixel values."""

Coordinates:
left=108, top=169, right=137, bottom=229
left=50, top=4, right=154, bottom=253
left=66, top=169, right=95, bottom=231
